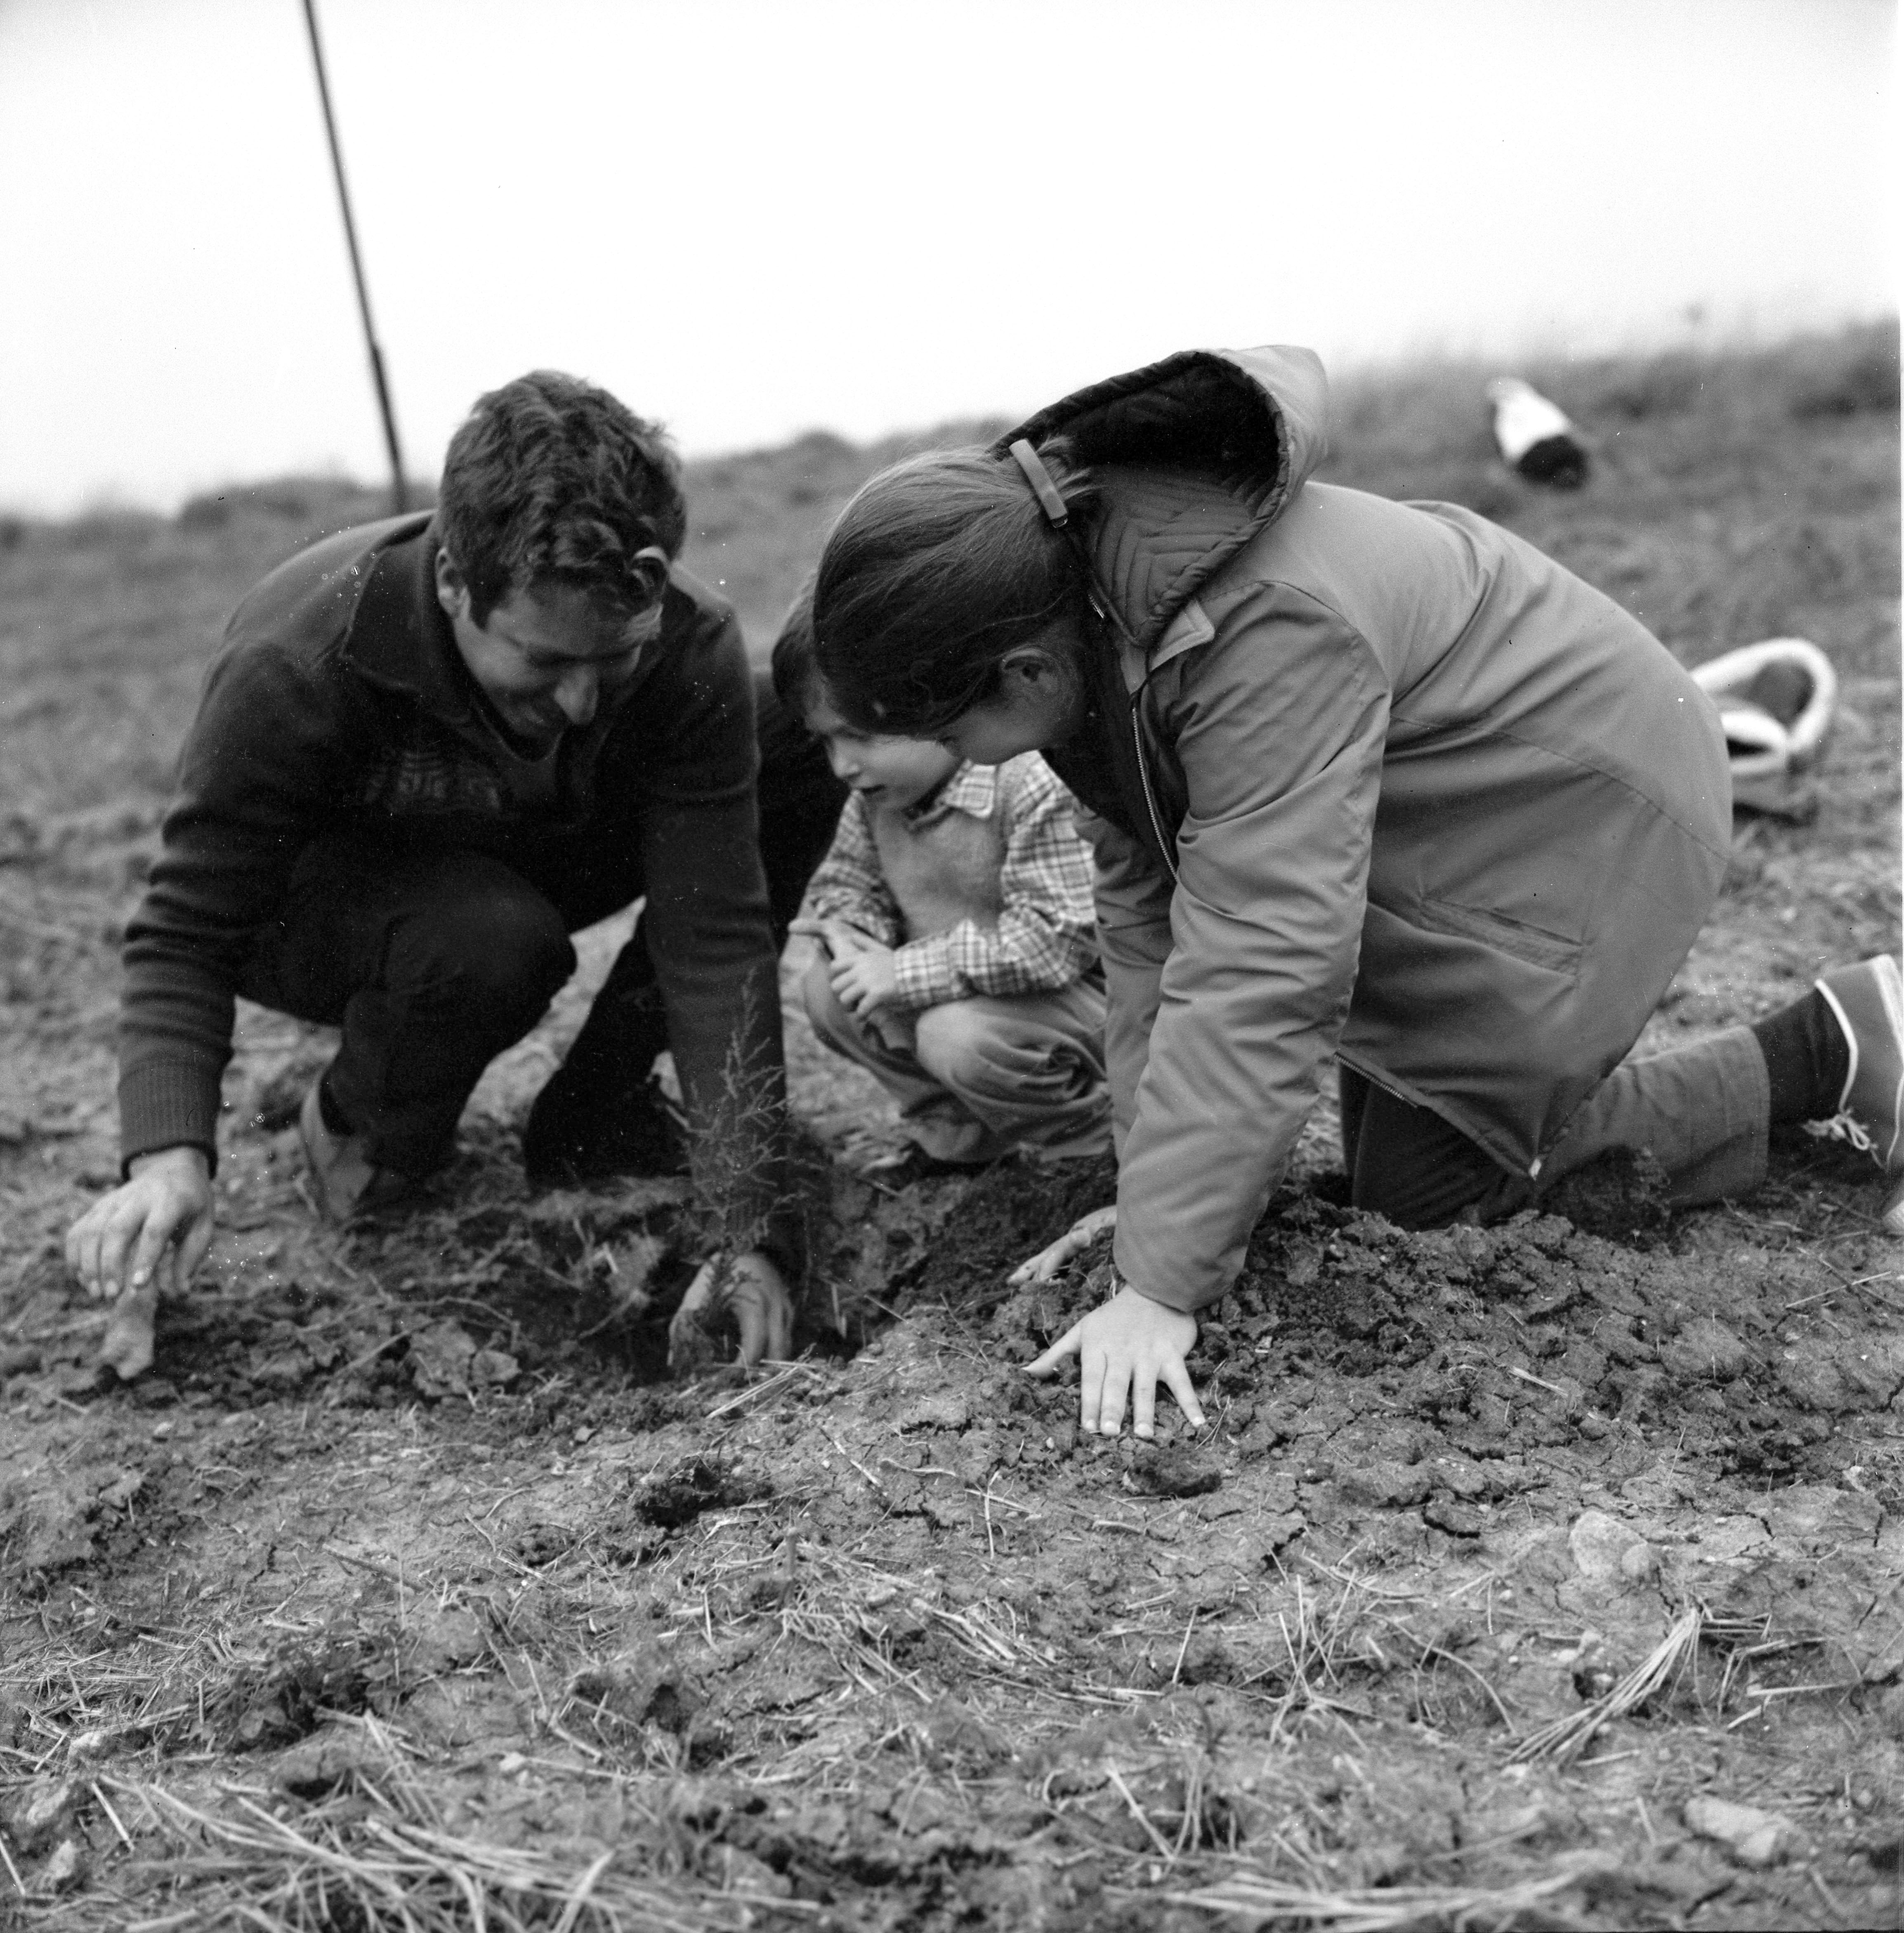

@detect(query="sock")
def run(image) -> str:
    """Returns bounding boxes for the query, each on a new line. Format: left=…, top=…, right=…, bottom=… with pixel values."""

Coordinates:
left=1751, top=989, right=1851, bottom=1125
left=317, top=1073, right=356, bottom=1138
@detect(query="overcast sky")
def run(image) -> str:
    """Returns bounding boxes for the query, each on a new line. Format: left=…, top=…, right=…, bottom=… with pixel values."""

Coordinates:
left=0, top=0, right=1893, bottom=515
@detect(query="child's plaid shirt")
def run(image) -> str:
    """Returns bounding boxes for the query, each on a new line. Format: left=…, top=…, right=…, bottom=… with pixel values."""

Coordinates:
left=803, top=753, right=1098, bottom=1011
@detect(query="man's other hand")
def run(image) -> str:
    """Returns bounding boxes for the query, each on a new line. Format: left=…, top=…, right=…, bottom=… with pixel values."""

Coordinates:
left=66, top=1147, right=215, bottom=1303
left=668, top=1249, right=795, bottom=1370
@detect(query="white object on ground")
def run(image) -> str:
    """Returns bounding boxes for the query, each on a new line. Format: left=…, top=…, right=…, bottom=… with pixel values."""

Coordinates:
left=1485, top=378, right=1576, bottom=463
left=1689, top=636, right=1838, bottom=775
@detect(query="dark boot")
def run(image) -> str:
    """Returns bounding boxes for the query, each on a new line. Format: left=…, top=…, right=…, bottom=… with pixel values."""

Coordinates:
left=522, top=936, right=688, bottom=1186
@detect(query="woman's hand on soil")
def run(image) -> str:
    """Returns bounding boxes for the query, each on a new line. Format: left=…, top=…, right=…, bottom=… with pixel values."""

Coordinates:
left=1010, top=1204, right=1117, bottom=1284
left=1025, top=1280, right=1206, bottom=1439
left=669, top=1249, right=795, bottom=1369
left=64, top=1146, right=215, bottom=1303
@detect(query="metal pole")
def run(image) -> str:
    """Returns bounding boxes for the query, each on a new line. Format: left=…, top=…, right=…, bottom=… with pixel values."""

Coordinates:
left=301, top=0, right=407, bottom=514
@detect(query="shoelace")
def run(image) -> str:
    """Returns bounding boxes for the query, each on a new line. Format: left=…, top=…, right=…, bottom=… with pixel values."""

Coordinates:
left=1802, top=1110, right=1878, bottom=1158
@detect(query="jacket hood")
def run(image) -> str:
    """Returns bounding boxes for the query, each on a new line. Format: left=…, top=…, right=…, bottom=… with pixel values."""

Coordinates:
left=995, top=345, right=1331, bottom=651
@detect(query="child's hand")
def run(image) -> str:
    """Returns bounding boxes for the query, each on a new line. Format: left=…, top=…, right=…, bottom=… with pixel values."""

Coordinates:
left=829, top=942, right=899, bottom=1018
left=1026, top=1279, right=1206, bottom=1440
left=790, top=916, right=879, bottom=958
left=1011, top=1205, right=1117, bottom=1284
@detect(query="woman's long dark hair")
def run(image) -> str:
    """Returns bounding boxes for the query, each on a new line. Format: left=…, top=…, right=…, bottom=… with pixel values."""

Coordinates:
left=812, top=440, right=1097, bottom=735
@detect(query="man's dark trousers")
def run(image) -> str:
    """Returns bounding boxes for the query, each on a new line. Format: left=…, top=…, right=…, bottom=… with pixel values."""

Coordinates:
left=237, top=673, right=844, bottom=1176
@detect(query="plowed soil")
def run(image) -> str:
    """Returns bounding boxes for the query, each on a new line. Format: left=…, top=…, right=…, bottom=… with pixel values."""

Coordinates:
left=2, top=331, right=1899, bottom=1931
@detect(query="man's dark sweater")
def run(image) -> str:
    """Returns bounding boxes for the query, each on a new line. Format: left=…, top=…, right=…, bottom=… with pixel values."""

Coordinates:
left=120, top=513, right=784, bottom=1211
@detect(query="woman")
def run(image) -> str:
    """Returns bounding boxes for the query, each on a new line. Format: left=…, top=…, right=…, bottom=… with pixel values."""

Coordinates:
left=810, top=345, right=1902, bottom=1440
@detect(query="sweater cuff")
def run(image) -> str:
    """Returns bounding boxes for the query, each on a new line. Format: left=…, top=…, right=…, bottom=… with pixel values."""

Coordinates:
left=119, top=1061, right=223, bottom=1178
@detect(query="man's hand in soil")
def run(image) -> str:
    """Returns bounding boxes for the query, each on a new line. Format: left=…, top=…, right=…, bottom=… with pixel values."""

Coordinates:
left=1026, top=1278, right=1206, bottom=1439
left=668, top=1249, right=795, bottom=1370
left=65, top=1146, right=215, bottom=1303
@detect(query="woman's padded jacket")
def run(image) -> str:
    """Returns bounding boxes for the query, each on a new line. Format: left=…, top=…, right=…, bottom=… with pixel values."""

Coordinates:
left=1008, top=346, right=1732, bottom=1315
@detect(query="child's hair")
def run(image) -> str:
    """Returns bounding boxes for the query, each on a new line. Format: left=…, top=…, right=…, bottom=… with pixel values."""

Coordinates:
left=769, top=581, right=825, bottom=712
left=812, top=440, right=1098, bottom=736
left=437, top=370, right=686, bottom=625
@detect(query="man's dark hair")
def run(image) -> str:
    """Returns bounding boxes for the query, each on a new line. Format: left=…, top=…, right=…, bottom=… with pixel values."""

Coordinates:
left=437, top=371, right=687, bottom=625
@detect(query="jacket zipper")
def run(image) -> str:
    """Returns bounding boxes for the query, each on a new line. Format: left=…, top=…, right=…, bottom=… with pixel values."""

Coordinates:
left=1085, top=574, right=1182, bottom=889
left=1130, top=679, right=1180, bottom=885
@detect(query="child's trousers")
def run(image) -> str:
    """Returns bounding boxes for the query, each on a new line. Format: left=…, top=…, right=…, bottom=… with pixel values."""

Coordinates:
left=802, top=954, right=1111, bottom=1164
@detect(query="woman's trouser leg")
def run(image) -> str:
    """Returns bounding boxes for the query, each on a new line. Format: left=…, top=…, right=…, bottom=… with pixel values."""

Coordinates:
left=1341, top=1025, right=1771, bottom=1229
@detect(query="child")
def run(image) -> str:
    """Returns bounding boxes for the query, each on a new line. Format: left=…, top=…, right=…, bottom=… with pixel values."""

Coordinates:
left=772, top=605, right=1109, bottom=1172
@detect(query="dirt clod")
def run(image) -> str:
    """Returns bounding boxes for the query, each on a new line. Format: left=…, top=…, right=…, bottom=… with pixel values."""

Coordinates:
left=635, top=1454, right=764, bottom=1528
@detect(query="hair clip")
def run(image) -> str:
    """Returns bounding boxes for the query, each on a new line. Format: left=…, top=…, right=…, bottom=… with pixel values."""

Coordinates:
left=1008, top=439, right=1070, bottom=529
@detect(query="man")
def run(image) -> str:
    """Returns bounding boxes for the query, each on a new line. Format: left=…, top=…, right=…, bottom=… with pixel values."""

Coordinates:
left=65, top=371, right=843, bottom=1367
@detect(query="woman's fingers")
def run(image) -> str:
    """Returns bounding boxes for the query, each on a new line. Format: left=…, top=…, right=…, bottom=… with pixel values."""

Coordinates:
left=1078, top=1340, right=1107, bottom=1433
left=1131, top=1364, right=1159, bottom=1440
left=1024, top=1320, right=1083, bottom=1377
left=1161, top=1355, right=1208, bottom=1432
left=1026, top=1286, right=1204, bottom=1440
left=1094, top=1350, right=1132, bottom=1437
